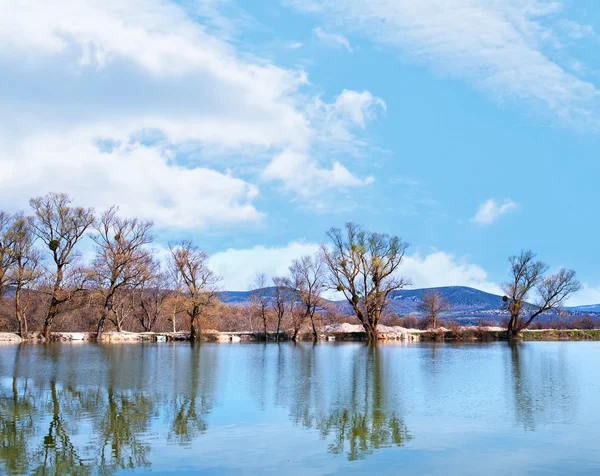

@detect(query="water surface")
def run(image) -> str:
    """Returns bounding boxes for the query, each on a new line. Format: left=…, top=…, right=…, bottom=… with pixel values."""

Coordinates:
left=1, top=342, right=599, bottom=475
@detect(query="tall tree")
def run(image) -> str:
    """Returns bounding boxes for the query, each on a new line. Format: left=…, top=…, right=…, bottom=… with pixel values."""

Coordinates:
left=322, top=223, right=410, bottom=342
left=249, top=273, right=270, bottom=340
left=288, top=253, right=327, bottom=341
left=272, top=276, right=298, bottom=342
left=6, top=215, right=42, bottom=337
left=0, top=212, right=17, bottom=301
left=504, top=250, right=581, bottom=338
left=417, top=289, right=451, bottom=329
left=30, top=193, right=95, bottom=338
left=92, top=206, right=154, bottom=339
left=169, top=241, right=220, bottom=341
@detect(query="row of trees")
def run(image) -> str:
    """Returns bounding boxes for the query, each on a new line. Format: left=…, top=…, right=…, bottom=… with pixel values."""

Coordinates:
left=0, top=193, right=583, bottom=341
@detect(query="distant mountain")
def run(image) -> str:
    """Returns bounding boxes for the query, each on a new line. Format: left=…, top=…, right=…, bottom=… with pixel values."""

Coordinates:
left=387, top=286, right=504, bottom=313
left=566, top=304, right=600, bottom=313
left=219, top=285, right=600, bottom=324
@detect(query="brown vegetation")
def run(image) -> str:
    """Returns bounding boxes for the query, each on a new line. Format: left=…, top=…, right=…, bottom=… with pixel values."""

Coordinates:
left=0, top=196, right=588, bottom=341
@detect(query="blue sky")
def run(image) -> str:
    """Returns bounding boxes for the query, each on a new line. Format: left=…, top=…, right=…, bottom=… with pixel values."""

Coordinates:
left=1, top=0, right=599, bottom=303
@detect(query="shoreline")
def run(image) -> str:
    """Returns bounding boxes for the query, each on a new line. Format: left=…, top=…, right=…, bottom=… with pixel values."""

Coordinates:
left=2, top=327, right=600, bottom=344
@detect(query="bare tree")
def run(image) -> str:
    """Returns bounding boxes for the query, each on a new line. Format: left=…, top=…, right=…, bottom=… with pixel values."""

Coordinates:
left=92, top=206, right=154, bottom=339
left=322, top=223, right=411, bottom=342
left=30, top=193, right=95, bottom=338
left=0, top=212, right=17, bottom=301
left=6, top=215, right=42, bottom=337
left=417, top=290, right=451, bottom=329
left=108, top=289, right=136, bottom=332
left=288, top=253, right=327, bottom=341
left=249, top=273, right=270, bottom=340
left=272, top=276, right=298, bottom=342
left=504, top=250, right=581, bottom=338
left=138, top=265, right=171, bottom=332
left=169, top=241, right=221, bottom=341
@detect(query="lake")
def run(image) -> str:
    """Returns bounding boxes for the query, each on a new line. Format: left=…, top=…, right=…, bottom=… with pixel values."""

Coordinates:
left=1, top=341, right=600, bottom=475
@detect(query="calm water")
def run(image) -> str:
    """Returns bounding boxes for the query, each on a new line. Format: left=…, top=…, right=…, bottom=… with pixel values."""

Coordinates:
left=1, top=342, right=600, bottom=475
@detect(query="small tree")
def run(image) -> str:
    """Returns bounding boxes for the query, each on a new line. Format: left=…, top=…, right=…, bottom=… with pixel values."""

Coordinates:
left=6, top=215, right=42, bottom=337
left=30, top=193, right=95, bottom=338
left=249, top=273, right=270, bottom=340
left=288, top=253, right=327, bottom=341
left=0, top=212, right=17, bottom=300
left=322, top=223, right=411, bottom=341
left=169, top=241, right=220, bottom=341
left=272, top=277, right=287, bottom=342
left=417, top=289, right=451, bottom=329
left=108, top=289, right=136, bottom=332
left=138, top=265, right=171, bottom=333
left=504, top=250, right=581, bottom=338
left=92, top=207, right=154, bottom=339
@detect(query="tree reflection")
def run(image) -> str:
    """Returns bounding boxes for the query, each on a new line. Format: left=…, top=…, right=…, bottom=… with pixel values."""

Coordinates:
left=0, top=343, right=217, bottom=475
left=508, top=341, right=576, bottom=431
left=282, top=344, right=411, bottom=460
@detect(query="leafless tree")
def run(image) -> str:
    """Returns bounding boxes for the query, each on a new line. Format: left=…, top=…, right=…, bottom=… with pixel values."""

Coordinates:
left=30, top=193, right=95, bottom=338
left=169, top=241, right=221, bottom=341
left=272, top=276, right=298, bottom=342
left=288, top=253, right=327, bottom=341
left=108, top=289, right=136, bottom=332
left=91, top=206, right=154, bottom=339
left=0, top=212, right=17, bottom=301
left=6, top=215, right=43, bottom=337
left=504, top=250, right=581, bottom=338
left=417, top=289, right=451, bottom=329
left=249, top=273, right=270, bottom=340
left=322, top=223, right=411, bottom=342
left=138, top=265, right=171, bottom=332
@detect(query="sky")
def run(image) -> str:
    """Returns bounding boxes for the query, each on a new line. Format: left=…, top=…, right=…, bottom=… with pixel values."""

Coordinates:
left=0, top=0, right=599, bottom=304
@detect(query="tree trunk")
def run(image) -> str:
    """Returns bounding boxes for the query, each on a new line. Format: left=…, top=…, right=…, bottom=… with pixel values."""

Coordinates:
left=362, top=321, right=379, bottom=342
left=44, top=298, right=59, bottom=339
left=15, top=285, right=27, bottom=338
left=506, top=315, right=518, bottom=339
left=276, top=315, right=282, bottom=342
left=190, top=307, right=199, bottom=342
left=263, top=315, right=268, bottom=341
left=310, top=313, right=318, bottom=342
left=44, top=268, right=63, bottom=339
left=97, top=309, right=108, bottom=341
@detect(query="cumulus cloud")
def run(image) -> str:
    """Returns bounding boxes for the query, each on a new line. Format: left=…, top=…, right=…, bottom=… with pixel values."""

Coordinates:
left=0, top=0, right=383, bottom=225
left=313, top=27, right=353, bottom=52
left=287, top=0, right=600, bottom=130
left=210, top=242, right=503, bottom=296
left=565, top=283, right=600, bottom=307
left=399, top=251, right=503, bottom=295
left=210, top=242, right=321, bottom=291
left=263, top=149, right=373, bottom=195
left=0, top=129, right=262, bottom=229
left=472, top=199, right=518, bottom=226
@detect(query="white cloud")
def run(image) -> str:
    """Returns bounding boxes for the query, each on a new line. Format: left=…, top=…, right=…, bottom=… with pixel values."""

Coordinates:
left=472, top=199, right=518, bottom=226
left=313, top=27, right=353, bottom=52
left=210, top=242, right=321, bottom=291
left=0, top=0, right=385, bottom=223
left=0, top=129, right=261, bottom=229
left=288, top=0, right=600, bottom=130
left=209, top=242, right=503, bottom=296
left=263, top=149, right=373, bottom=195
left=565, top=283, right=600, bottom=307
left=400, top=251, right=503, bottom=295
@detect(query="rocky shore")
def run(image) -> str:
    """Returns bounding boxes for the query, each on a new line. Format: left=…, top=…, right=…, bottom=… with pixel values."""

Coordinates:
left=2, top=327, right=600, bottom=344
